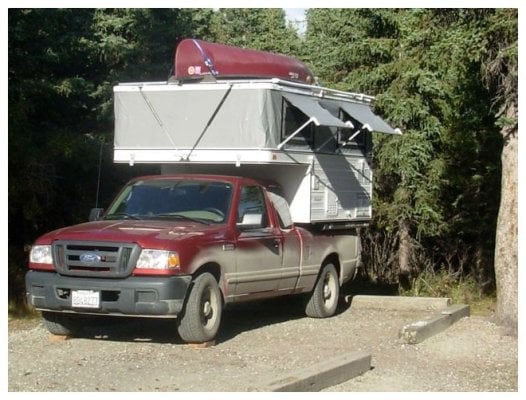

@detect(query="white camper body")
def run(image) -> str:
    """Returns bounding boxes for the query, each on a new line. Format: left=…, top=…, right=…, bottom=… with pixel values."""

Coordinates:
left=113, top=78, right=399, bottom=227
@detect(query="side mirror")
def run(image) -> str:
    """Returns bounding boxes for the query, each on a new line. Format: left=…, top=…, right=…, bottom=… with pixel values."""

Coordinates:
left=237, top=212, right=263, bottom=230
left=89, top=208, right=105, bottom=221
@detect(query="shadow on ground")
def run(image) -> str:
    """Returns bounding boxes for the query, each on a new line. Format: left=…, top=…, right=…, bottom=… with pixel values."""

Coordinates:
left=45, top=277, right=401, bottom=345
left=73, top=296, right=311, bottom=345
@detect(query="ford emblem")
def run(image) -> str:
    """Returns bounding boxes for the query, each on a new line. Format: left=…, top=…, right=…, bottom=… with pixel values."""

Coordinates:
left=80, top=253, right=101, bottom=263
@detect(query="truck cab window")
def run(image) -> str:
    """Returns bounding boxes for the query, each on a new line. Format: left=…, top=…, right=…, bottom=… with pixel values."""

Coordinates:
left=267, top=190, right=293, bottom=229
left=106, top=179, right=232, bottom=223
left=237, top=186, right=268, bottom=228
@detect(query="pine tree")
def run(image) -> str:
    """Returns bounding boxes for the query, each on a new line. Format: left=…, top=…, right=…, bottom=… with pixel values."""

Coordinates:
left=207, top=9, right=301, bottom=55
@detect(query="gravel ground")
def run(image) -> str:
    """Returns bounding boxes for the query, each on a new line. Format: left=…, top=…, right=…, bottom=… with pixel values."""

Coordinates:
left=8, top=297, right=518, bottom=392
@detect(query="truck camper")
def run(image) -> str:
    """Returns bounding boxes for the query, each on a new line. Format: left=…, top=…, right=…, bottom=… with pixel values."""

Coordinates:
left=26, top=39, right=400, bottom=343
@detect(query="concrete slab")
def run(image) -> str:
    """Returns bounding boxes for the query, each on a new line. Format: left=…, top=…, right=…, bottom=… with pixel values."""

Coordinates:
left=399, top=304, right=471, bottom=344
left=262, top=350, right=371, bottom=392
left=348, top=295, right=451, bottom=311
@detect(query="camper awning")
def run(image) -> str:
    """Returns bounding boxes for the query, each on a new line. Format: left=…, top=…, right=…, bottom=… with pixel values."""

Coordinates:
left=339, top=102, right=400, bottom=134
left=282, top=92, right=349, bottom=128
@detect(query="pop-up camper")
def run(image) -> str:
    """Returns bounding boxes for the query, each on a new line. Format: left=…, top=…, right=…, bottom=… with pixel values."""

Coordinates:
left=113, top=39, right=400, bottom=228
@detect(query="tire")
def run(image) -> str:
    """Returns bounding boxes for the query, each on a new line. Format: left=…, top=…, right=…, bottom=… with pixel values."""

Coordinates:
left=42, top=311, right=83, bottom=336
left=305, top=263, right=340, bottom=318
left=177, top=272, right=223, bottom=343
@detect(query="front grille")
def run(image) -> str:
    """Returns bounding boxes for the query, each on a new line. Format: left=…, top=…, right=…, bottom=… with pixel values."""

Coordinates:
left=53, top=241, right=141, bottom=278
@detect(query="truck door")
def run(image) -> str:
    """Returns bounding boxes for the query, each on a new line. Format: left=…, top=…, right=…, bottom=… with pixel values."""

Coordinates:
left=233, top=185, right=283, bottom=297
left=267, top=191, right=302, bottom=293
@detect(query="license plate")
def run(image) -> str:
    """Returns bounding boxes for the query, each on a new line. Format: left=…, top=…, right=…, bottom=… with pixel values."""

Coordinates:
left=72, top=290, right=100, bottom=309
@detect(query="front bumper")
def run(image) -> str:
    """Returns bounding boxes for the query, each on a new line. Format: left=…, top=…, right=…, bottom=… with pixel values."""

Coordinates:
left=25, top=270, right=192, bottom=317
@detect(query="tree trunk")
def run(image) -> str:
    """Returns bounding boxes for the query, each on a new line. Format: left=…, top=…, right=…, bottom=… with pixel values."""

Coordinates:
left=494, top=103, right=518, bottom=334
left=398, top=218, right=412, bottom=289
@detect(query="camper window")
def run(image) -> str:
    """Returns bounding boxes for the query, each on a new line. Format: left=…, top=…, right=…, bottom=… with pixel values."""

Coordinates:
left=281, top=99, right=314, bottom=145
left=338, top=108, right=365, bottom=148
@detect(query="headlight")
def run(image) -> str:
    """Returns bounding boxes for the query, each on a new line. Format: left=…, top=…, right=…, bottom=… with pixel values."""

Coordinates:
left=29, top=245, right=53, bottom=264
left=136, top=249, right=180, bottom=270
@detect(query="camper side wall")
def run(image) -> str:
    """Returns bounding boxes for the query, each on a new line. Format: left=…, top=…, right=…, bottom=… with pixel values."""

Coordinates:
left=310, top=153, right=372, bottom=223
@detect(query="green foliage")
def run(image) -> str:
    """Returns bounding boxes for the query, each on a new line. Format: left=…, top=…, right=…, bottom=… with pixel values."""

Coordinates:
left=303, top=9, right=399, bottom=88
left=400, top=268, right=495, bottom=315
left=207, top=9, right=301, bottom=55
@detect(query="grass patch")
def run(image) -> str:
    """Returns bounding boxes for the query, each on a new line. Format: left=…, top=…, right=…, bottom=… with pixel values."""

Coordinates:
left=400, top=269, right=496, bottom=316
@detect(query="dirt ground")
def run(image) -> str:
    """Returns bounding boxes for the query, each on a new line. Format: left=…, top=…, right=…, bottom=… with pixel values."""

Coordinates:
left=7, top=295, right=518, bottom=392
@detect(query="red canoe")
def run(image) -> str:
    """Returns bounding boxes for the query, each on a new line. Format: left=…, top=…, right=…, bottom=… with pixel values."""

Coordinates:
left=174, top=39, right=315, bottom=83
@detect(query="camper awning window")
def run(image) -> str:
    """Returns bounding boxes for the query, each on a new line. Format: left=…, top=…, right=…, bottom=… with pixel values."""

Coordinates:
left=339, top=102, right=400, bottom=135
left=281, top=93, right=349, bottom=128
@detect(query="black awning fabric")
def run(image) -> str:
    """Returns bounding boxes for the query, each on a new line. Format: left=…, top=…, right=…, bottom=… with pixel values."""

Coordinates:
left=282, top=92, right=349, bottom=128
left=339, top=102, right=400, bottom=134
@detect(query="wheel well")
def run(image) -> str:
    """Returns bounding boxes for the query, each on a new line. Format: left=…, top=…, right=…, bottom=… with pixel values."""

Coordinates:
left=323, top=253, right=341, bottom=279
left=192, top=262, right=224, bottom=303
left=193, top=262, right=221, bottom=282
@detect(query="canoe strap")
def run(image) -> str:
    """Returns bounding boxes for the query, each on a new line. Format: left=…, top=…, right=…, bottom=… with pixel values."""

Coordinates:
left=192, top=39, right=218, bottom=77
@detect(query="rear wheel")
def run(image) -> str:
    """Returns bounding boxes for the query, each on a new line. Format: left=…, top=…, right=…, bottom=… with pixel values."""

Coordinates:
left=42, top=311, right=83, bottom=336
left=177, top=272, right=222, bottom=343
left=305, top=263, right=339, bottom=318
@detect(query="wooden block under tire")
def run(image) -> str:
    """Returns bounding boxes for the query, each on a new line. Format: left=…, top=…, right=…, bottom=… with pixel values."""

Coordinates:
left=48, top=334, right=71, bottom=342
left=187, top=340, right=216, bottom=349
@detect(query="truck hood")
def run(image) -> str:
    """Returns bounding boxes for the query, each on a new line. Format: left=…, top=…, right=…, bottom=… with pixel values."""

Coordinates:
left=36, top=220, right=227, bottom=247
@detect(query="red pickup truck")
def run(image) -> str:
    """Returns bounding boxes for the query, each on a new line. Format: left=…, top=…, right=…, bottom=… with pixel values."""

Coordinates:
left=26, top=174, right=359, bottom=342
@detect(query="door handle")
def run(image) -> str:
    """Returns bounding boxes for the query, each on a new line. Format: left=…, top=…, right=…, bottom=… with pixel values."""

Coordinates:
left=222, top=243, right=235, bottom=251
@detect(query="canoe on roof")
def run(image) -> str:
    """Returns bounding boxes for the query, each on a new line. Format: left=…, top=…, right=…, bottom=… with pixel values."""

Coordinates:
left=174, top=39, right=315, bottom=84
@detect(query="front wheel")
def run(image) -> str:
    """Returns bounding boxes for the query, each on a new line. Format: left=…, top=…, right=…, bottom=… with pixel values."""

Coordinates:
left=177, top=272, right=223, bottom=343
left=42, top=311, right=84, bottom=336
left=305, top=263, right=340, bottom=318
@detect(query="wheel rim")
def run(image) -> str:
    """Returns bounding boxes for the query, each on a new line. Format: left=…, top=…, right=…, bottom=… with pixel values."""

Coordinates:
left=323, top=271, right=337, bottom=307
left=200, top=284, right=219, bottom=330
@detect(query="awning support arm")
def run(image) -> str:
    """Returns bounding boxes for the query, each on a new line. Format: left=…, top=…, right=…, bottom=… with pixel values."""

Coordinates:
left=277, top=117, right=318, bottom=150
left=344, top=124, right=372, bottom=144
left=185, top=84, right=233, bottom=160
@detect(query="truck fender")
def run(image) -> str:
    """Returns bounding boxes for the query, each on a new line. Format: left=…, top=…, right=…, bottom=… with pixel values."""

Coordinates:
left=186, top=259, right=228, bottom=303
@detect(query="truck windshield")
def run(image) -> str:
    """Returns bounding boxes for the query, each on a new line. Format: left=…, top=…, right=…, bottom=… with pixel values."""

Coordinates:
left=105, top=179, right=233, bottom=224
